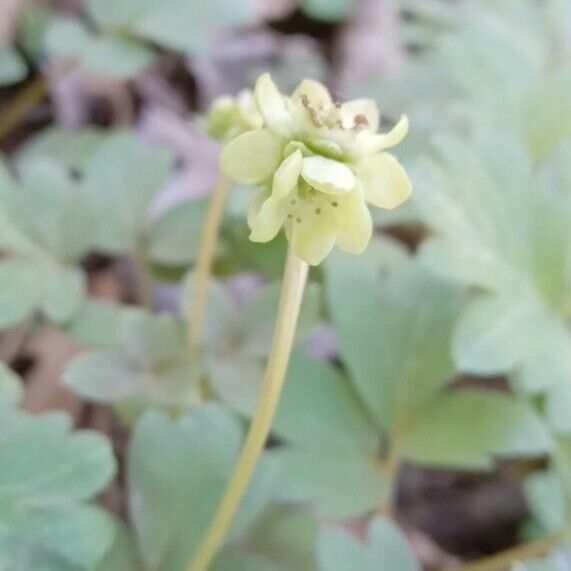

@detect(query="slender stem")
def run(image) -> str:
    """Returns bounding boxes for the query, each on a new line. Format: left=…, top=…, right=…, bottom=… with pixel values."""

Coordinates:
left=0, top=75, right=48, bottom=140
left=135, top=248, right=153, bottom=309
left=378, top=441, right=401, bottom=517
left=187, top=175, right=230, bottom=358
left=448, top=534, right=560, bottom=571
left=187, top=247, right=308, bottom=571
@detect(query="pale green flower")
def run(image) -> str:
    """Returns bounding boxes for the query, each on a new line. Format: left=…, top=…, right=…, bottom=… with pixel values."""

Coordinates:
left=206, top=90, right=263, bottom=141
left=219, top=74, right=412, bottom=265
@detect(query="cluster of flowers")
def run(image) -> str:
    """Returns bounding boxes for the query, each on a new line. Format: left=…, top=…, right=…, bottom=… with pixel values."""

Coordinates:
left=207, top=74, right=411, bottom=265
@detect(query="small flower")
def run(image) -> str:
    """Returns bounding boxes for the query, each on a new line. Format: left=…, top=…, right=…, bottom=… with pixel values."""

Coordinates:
left=219, top=74, right=412, bottom=265
left=206, top=90, right=263, bottom=141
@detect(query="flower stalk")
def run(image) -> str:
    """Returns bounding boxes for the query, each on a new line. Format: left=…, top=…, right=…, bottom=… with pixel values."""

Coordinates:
left=187, top=246, right=308, bottom=571
left=187, top=175, right=230, bottom=358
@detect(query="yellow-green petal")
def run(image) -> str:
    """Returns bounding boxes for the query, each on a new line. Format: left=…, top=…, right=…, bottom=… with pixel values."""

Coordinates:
left=292, top=79, right=333, bottom=112
left=351, top=115, right=409, bottom=155
left=374, top=115, right=409, bottom=150
left=273, top=150, right=302, bottom=198
left=335, top=188, right=373, bottom=254
left=358, top=152, right=412, bottom=209
left=301, top=156, right=355, bottom=195
left=247, top=188, right=270, bottom=229
left=340, top=99, right=379, bottom=131
left=220, top=129, right=282, bottom=185
left=254, top=73, right=292, bottom=135
left=249, top=195, right=288, bottom=243
left=290, top=210, right=337, bottom=265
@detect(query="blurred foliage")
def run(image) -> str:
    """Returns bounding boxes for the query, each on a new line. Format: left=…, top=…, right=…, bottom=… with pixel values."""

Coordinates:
left=2, top=0, right=571, bottom=569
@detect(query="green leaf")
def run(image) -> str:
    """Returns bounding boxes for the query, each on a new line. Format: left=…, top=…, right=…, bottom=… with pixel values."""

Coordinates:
left=269, top=352, right=386, bottom=518
left=0, top=362, right=24, bottom=405
left=42, top=266, right=85, bottom=324
left=46, top=19, right=154, bottom=79
left=83, top=132, right=173, bottom=254
left=0, top=47, right=27, bottom=86
left=0, top=505, right=116, bottom=569
left=413, top=136, right=534, bottom=293
left=302, top=0, right=356, bottom=22
left=0, top=259, right=43, bottom=329
left=204, top=279, right=321, bottom=416
left=148, top=197, right=210, bottom=265
left=16, top=159, right=95, bottom=261
left=521, top=66, right=571, bottom=160
left=213, top=507, right=318, bottom=571
left=326, top=255, right=459, bottom=431
left=66, top=300, right=127, bottom=347
left=453, top=294, right=547, bottom=375
left=17, top=127, right=108, bottom=173
left=128, top=405, right=274, bottom=571
left=514, top=318, right=571, bottom=394
left=81, top=36, right=155, bottom=79
left=64, top=310, right=202, bottom=409
left=94, top=522, right=139, bottom=571
left=212, top=555, right=280, bottom=571
left=86, top=0, right=148, bottom=29
left=0, top=408, right=117, bottom=569
left=525, top=469, right=567, bottom=532
left=130, top=0, right=253, bottom=54
left=401, top=389, right=552, bottom=469
left=318, top=516, right=421, bottom=571
left=0, top=408, right=116, bottom=506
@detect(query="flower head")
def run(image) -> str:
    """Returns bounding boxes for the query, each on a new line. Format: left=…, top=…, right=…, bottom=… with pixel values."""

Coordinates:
left=219, top=74, right=412, bottom=265
left=206, top=90, right=263, bottom=141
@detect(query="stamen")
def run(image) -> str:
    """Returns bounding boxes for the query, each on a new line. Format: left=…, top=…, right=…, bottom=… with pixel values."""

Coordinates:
left=331, top=201, right=338, bottom=207
left=354, top=114, right=369, bottom=131
left=315, top=208, right=321, bottom=215
left=296, top=217, right=302, bottom=223
left=300, top=94, right=322, bottom=128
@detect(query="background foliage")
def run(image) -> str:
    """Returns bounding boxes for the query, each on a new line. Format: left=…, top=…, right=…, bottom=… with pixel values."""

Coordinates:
left=1, top=0, right=571, bottom=570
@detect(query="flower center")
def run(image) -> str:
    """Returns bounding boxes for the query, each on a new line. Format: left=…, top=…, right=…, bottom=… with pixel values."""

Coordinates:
left=286, top=181, right=340, bottom=225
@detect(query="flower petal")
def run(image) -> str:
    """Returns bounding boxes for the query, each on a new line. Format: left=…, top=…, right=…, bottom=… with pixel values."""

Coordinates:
left=340, top=99, right=380, bottom=131
left=220, top=129, right=282, bottom=185
left=358, top=152, right=412, bottom=209
left=352, top=115, right=409, bottom=155
left=254, top=73, right=292, bottom=135
left=301, top=156, right=355, bottom=195
left=290, top=209, right=337, bottom=265
left=249, top=195, right=288, bottom=243
left=247, top=188, right=270, bottom=228
left=375, top=115, right=409, bottom=149
left=292, top=79, right=333, bottom=112
left=273, top=150, right=302, bottom=198
left=335, top=188, right=373, bottom=254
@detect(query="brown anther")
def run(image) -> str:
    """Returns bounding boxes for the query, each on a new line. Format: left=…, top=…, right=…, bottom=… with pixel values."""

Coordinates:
left=300, top=94, right=322, bottom=127
left=353, top=114, right=370, bottom=132
left=315, top=208, right=321, bottom=215
left=332, top=201, right=338, bottom=207
left=296, top=217, right=302, bottom=223
left=290, top=199, right=297, bottom=205
left=287, top=214, right=293, bottom=218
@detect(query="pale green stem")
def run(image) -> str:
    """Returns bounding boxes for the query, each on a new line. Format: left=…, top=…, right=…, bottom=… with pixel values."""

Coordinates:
left=187, top=247, right=308, bottom=571
left=187, top=175, right=230, bottom=358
